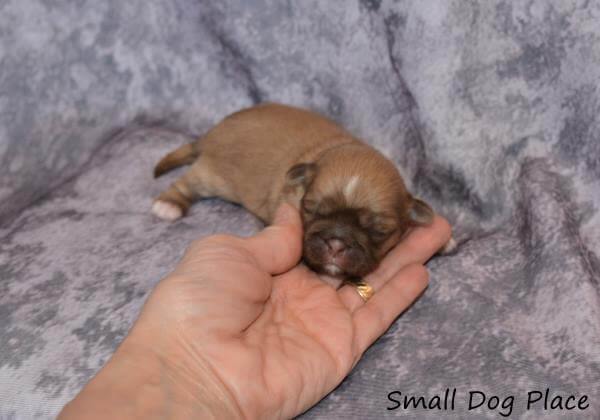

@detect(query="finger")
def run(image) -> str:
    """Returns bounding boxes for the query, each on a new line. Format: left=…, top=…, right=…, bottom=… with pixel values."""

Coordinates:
left=352, top=264, right=429, bottom=355
left=372, top=215, right=451, bottom=283
left=338, top=274, right=391, bottom=313
left=243, top=203, right=303, bottom=274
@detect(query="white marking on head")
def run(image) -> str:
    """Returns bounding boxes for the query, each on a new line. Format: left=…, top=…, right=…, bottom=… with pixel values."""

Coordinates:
left=343, top=175, right=360, bottom=200
left=152, top=200, right=183, bottom=221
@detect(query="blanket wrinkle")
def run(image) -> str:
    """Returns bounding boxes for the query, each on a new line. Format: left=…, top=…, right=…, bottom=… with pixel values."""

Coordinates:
left=199, top=6, right=265, bottom=105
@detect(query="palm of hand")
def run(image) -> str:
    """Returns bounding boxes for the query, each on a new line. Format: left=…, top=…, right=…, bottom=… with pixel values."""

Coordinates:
left=219, top=266, right=358, bottom=418
left=155, top=243, right=358, bottom=419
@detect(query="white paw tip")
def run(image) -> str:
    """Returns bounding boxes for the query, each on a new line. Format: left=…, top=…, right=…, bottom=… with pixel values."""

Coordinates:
left=152, top=200, right=183, bottom=221
left=440, top=237, right=457, bottom=254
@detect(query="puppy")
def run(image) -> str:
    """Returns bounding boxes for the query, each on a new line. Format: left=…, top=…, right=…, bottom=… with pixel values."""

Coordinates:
left=152, top=103, right=450, bottom=281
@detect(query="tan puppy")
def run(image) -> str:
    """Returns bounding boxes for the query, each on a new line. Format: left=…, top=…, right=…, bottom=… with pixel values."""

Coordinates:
left=153, top=103, right=448, bottom=280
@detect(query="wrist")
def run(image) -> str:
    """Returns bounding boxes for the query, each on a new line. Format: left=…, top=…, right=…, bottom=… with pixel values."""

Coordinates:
left=60, top=331, right=242, bottom=419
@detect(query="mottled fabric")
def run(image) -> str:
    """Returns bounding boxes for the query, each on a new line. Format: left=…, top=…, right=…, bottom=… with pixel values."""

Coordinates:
left=1, top=1, right=599, bottom=419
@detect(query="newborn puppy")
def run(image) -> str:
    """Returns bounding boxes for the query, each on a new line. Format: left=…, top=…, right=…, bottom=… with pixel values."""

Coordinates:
left=152, top=103, right=447, bottom=281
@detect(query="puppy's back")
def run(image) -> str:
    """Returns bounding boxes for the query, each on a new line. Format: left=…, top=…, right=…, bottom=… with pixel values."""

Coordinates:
left=195, top=104, right=358, bottom=219
left=200, top=103, right=351, bottom=162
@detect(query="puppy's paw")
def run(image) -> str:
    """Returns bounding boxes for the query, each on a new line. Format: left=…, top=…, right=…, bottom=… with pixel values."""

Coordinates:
left=152, top=200, right=183, bottom=221
left=439, top=237, right=458, bottom=255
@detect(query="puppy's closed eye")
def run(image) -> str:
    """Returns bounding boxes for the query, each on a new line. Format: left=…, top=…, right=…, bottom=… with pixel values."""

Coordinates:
left=358, top=210, right=396, bottom=242
left=368, top=227, right=394, bottom=243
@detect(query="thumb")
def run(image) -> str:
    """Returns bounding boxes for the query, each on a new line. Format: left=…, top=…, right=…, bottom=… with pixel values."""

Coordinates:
left=244, top=202, right=303, bottom=274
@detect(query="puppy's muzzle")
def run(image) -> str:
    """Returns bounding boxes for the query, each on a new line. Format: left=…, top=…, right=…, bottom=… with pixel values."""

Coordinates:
left=302, top=220, right=376, bottom=278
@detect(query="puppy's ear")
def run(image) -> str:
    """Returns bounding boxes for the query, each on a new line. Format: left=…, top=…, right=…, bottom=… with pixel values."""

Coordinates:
left=408, top=197, right=434, bottom=226
left=282, top=163, right=318, bottom=210
left=285, top=163, right=317, bottom=187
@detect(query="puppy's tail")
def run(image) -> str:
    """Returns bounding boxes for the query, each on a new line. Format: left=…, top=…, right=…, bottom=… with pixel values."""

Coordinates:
left=154, top=142, right=200, bottom=178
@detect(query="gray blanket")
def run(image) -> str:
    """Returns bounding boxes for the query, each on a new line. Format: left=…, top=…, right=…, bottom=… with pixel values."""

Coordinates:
left=1, top=1, right=599, bottom=419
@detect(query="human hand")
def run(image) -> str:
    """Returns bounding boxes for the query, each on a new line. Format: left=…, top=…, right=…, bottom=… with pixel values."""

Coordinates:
left=60, top=204, right=451, bottom=419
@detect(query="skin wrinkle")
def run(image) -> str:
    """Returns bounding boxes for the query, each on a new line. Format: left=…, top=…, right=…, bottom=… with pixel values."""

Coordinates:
left=244, top=316, right=317, bottom=416
left=247, top=326, right=281, bottom=415
left=165, top=275, right=262, bottom=334
left=271, top=323, right=308, bottom=416
left=177, top=338, right=246, bottom=419
left=293, top=297, right=354, bottom=379
left=180, top=243, right=258, bottom=277
left=125, top=327, right=243, bottom=419
left=252, top=283, right=350, bottom=405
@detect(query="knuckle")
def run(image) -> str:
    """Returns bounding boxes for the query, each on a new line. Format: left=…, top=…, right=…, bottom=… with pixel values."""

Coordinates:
left=189, top=233, right=237, bottom=253
left=210, top=233, right=234, bottom=242
left=203, top=233, right=236, bottom=246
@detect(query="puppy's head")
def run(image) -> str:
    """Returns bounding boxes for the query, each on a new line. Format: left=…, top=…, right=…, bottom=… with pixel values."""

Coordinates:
left=285, top=149, right=433, bottom=280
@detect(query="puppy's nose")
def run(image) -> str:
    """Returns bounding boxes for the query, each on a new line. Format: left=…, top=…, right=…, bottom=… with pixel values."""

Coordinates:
left=326, top=238, right=346, bottom=256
